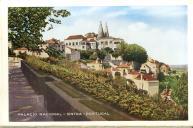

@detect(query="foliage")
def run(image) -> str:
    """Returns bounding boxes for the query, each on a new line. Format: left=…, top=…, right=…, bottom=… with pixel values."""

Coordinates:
left=26, top=55, right=182, bottom=120
left=159, top=73, right=188, bottom=119
left=111, top=50, right=120, bottom=59
left=97, top=49, right=107, bottom=61
left=8, top=7, right=70, bottom=52
left=45, top=47, right=63, bottom=58
left=17, top=51, right=27, bottom=59
left=172, top=73, right=188, bottom=118
left=112, top=76, right=127, bottom=90
left=89, top=52, right=98, bottom=60
left=157, top=72, right=165, bottom=81
left=117, top=42, right=128, bottom=55
left=102, top=63, right=111, bottom=69
left=80, top=50, right=94, bottom=60
left=122, top=44, right=148, bottom=64
left=103, top=47, right=113, bottom=54
left=8, top=48, right=16, bottom=57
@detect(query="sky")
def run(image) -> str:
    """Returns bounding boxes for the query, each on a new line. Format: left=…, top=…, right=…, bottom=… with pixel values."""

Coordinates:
left=42, top=6, right=187, bottom=65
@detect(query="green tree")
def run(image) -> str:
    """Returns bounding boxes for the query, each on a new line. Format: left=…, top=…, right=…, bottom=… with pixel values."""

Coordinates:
left=45, top=47, right=62, bottom=58
left=8, top=48, right=16, bottom=57
left=80, top=50, right=94, bottom=60
left=116, top=42, right=148, bottom=65
left=157, top=72, right=165, bottom=81
left=122, top=44, right=148, bottom=64
left=111, top=50, right=120, bottom=59
left=97, top=49, right=107, bottom=62
left=8, top=7, right=70, bottom=52
left=103, top=47, right=113, bottom=54
left=117, top=42, right=128, bottom=55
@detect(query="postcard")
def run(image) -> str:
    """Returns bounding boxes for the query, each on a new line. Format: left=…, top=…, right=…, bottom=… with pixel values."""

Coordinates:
left=0, top=0, right=193, bottom=127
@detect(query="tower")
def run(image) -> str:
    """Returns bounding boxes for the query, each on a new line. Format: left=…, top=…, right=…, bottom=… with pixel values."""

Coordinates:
left=97, top=21, right=104, bottom=39
left=104, top=22, right=109, bottom=37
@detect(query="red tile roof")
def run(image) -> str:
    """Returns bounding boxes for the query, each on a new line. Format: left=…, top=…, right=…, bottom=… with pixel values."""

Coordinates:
left=46, top=38, right=59, bottom=44
left=136, top=74, right=156, bottom=81
left=117, top=63, right=130, bottom=68
left=65, top=35, right=85, bottom=40
left=129, top=71, right=139, bottom=75
left=112, top=67, right=120, bottom=71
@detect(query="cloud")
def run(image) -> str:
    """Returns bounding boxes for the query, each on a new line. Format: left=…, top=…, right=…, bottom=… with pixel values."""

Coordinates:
left=129, top=6, right=186, bottom=18
left=67, top=6, right=108, bottom=17
left=116, top=22, right=187, bottom=65
left=43, top=6, right=187, bottom=65
left=105, top=9, right=129, bottom=18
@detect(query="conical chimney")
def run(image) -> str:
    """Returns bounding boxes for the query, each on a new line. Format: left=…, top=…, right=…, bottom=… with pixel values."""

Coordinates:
left=97, top=21, right=104, bottom=39
left=104, top=22, right=109, bottom=37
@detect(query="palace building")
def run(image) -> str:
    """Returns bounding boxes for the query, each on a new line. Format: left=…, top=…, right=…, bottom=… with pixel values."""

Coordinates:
left=96, top=21, right=123, bottom=50
left=63, top=21, right=124, bottom=50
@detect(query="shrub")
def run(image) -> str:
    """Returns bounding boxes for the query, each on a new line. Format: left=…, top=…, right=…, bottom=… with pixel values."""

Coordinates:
left=25, top=55, right=181, bottom=120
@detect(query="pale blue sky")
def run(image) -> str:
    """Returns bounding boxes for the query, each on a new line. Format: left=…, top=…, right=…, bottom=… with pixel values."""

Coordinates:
left=42, top=6, right=187, bottom=65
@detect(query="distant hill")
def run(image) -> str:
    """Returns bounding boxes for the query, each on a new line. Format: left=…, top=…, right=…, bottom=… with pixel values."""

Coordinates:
left=170, top=64, right=188, bottom=70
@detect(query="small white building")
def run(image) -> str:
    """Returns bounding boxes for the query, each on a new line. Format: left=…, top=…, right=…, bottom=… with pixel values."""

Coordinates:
left=64, top=46, right=80, bottom=61
left=140, top=60, right=160, bottom=78
left=63, top=35, right=90, bottom=50
left=132, top=73, right=159, bottom=96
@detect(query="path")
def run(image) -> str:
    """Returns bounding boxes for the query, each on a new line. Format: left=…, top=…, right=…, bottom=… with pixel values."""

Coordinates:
left=9, top=58, right=53, bottom=121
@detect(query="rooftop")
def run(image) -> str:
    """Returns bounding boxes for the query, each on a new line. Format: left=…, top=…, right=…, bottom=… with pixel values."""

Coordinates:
left=46, top=38, right=59, bottom=44
left=136, top=73, right=157, bottom=81
left=65, top=35, right=86, bottom=40
left=117, top=63, right=131, bottom=68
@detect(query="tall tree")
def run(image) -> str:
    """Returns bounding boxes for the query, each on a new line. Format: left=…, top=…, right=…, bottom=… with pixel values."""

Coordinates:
left=122, top=44, right=148, bottom=64
left=117, top=42, right=128, bottom=55
left=8, top=7, right=70, bottom=52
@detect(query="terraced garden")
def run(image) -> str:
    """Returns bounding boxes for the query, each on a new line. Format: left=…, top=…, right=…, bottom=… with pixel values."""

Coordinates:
left=25, top=55, right=183, bottom=120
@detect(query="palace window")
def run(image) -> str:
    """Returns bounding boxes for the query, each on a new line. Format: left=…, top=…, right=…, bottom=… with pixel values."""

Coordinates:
left=105, top=41, right=108, bottom=45
left=114, top=42, right=119, bottom=44
left=73, top=42, right=75, bottom=45
left=66, top=43, right=68, bottom=45
left=69, top=42, right=71, bottom=45
left=76, top=42, right=78, bottom=45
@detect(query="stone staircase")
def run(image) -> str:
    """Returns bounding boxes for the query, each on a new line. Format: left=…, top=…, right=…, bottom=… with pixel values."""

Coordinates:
left=9, top=67, right=53, bottom=121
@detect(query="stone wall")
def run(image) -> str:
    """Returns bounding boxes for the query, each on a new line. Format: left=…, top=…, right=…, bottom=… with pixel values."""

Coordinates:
left=20, top=60, right=89, bottom=121
left=133, top=79, right=159, bottom=96
left=21, top=61, right=49, bottom=95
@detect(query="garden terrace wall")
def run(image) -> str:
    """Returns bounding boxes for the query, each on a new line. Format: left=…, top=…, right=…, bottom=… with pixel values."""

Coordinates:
left=21, top=60, right=89, bottom=121
left=21, top=60, right=49, bottom=95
